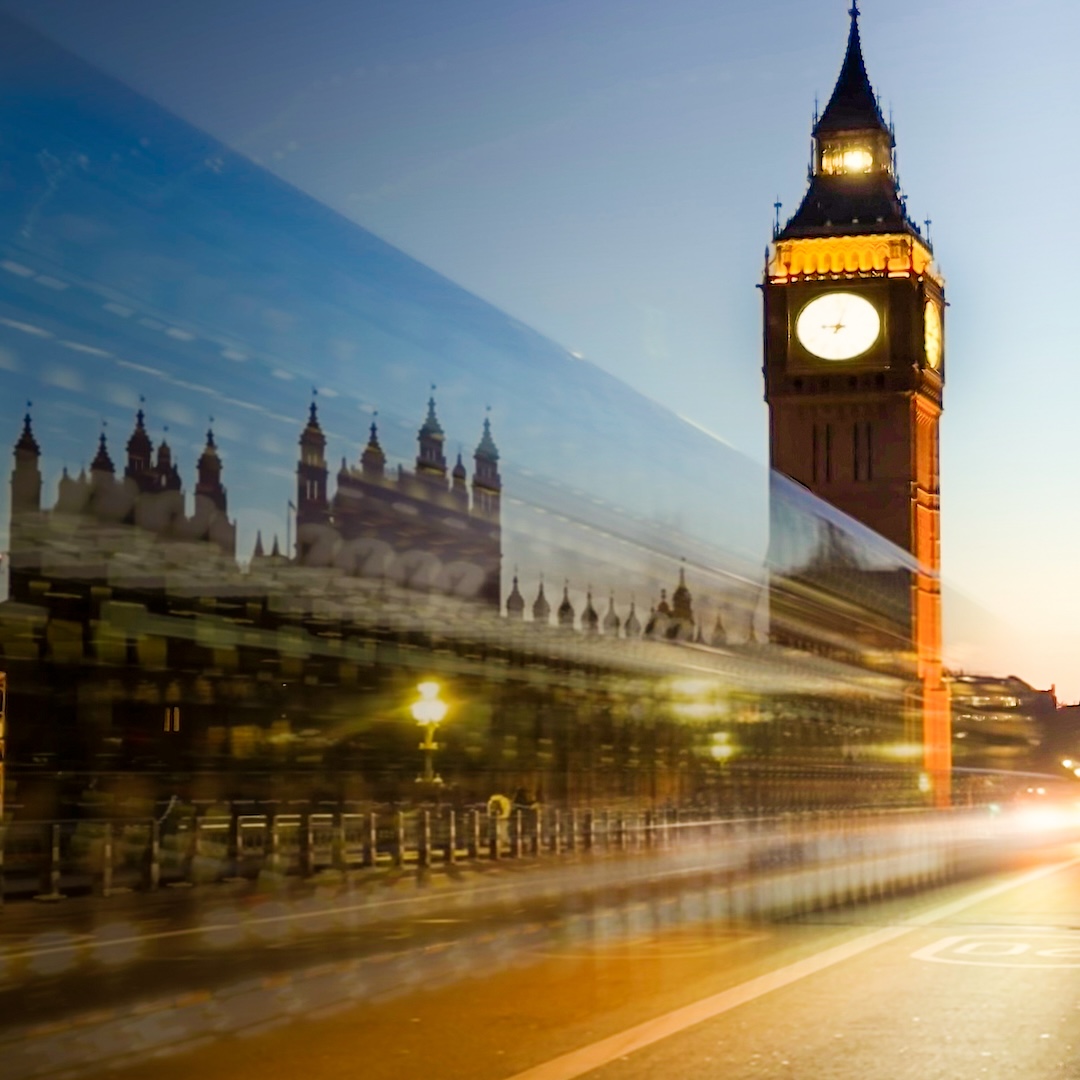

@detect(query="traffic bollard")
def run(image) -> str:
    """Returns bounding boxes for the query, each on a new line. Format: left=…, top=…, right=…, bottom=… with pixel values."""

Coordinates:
left=467, top=809, right=480, bottom=860
left=101, top=823, right=113, bottom=898
left=35, top=823, right=63, bottom=901
left=148, top=820, right=161, bottom=890
left=419, top=809, right=431, bottom=868
left=394, top=811, right=405, bottom=868
left=511, top=810, right=522, bottom=858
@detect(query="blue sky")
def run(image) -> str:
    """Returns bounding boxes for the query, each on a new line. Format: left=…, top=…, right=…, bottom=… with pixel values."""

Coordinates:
left=2, top=0, right=1078, bottom=697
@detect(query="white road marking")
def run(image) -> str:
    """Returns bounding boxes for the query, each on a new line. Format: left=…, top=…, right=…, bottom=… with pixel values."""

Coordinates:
left=503, top=856, right=1080, bottom=1080
left=913, top=929, right=1080, bottom=968
left=534, top=931, right=768, bottom=962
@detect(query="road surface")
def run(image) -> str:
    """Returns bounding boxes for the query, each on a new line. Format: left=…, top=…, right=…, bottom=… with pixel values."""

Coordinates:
left=3, top=842, right=1077, bottom=1080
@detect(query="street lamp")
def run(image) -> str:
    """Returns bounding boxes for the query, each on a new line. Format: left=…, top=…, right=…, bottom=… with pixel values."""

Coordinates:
left=411, top=681, right=448, bottom=784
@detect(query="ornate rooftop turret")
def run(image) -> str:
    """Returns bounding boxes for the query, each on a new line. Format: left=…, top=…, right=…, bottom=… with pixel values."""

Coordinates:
left=557, top=584, right=575, bottom=630
left=11, top=409, right=41, bottom=514
left=297, top=400, right=329, bottom=526
left=196, top=427, right=227, bottom=512
left=416, top=393, right=447, bottom=482
left=155, top=436, right=182, bottom=491
left=360, top=419, right=386, bottom=479
left=451, top=452, right=469, bottom=508
left=582, top=590, right=599, bottom=635
left=603, top=594, right=621, bottom=636
left=645, top=591, right=672, bottom=639
left=472, top=414, right=501, bottom=520
left=300, top=400, right=326, bottom=457
left=90, top=432, right=114, bottom=474
left=532, top=580, right=551, bottom=625
left=506, top=574, right=525, bottom=619
left=15, top=410, right=39, bottom=456
left=667, top=566, right=695, bottom=641
left=672, top=565, right=692, bottom=619
left=624, top=600, right=641, bottom=638
left=124, top=408, right=154, bottom=485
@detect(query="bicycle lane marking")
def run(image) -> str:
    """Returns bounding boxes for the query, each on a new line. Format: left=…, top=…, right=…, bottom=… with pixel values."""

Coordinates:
left=912, top=928, right=1080, bottom=968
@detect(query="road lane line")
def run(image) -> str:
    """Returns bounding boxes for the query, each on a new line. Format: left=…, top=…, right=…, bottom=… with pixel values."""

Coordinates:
left=503, top=856, right=1080, bottom=1080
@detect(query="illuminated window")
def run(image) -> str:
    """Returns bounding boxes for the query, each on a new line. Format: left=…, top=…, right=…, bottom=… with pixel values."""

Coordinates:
left=821, top=145, right=875, bottom=176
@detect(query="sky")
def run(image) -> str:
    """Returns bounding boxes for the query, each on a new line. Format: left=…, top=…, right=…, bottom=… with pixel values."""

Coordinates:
left=1, top=0, right=1078, bottom=697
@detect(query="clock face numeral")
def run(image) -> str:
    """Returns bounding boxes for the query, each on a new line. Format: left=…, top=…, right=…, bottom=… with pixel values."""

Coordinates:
left=795, top=292, right=880, bottom=361
left=924, top=300, right=942, bottom=370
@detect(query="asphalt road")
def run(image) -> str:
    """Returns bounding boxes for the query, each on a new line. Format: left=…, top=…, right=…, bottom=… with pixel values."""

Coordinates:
left=10, top=841, right=1074, bottom=1080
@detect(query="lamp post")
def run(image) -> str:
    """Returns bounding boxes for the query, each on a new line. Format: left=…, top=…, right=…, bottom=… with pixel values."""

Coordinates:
left=411, top=681, right=448, bottom=784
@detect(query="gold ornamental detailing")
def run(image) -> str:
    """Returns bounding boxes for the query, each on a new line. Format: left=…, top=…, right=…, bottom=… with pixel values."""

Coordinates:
left=768, top=234, right=939, bottom=284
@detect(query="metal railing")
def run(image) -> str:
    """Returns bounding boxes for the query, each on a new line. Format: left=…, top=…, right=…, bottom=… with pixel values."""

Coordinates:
left=0, top=802, right=1053, bottom=908
left=0, top=805, right=777, bottom=904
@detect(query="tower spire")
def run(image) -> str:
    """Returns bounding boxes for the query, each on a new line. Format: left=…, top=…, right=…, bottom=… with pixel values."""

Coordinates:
left=815, top=1, right=888, bottom=137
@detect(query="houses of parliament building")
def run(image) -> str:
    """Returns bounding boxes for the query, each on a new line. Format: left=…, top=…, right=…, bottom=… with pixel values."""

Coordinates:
left=2, top=397, right=756, bottom=815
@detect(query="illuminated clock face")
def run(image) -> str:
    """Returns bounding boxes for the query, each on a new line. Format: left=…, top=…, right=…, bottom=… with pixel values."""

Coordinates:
left=795, top=292, right=881, bottom=361
left=924, top=300, right=942, bottom=370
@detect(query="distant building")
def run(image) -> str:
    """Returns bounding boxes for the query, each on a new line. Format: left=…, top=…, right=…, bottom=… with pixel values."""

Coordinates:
left=946, top=673, right=1056, bottom=774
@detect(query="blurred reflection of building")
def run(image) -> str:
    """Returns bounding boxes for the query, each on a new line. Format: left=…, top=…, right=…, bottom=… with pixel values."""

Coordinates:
left=10, top=408, right=236, bottom=605
left=1045, top=703, right=1080, bottom=773
left=290, top=396, right=502, bottom=610
left=946, top=673, right=1056, bottom=774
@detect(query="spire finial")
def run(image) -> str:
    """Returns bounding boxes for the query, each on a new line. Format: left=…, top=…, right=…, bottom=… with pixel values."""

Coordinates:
left=849, top=1, right=859, bottom=19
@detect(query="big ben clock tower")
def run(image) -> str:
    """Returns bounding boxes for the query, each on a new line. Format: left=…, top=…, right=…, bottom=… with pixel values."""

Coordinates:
left=763, top=4, right=950, bottom=803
